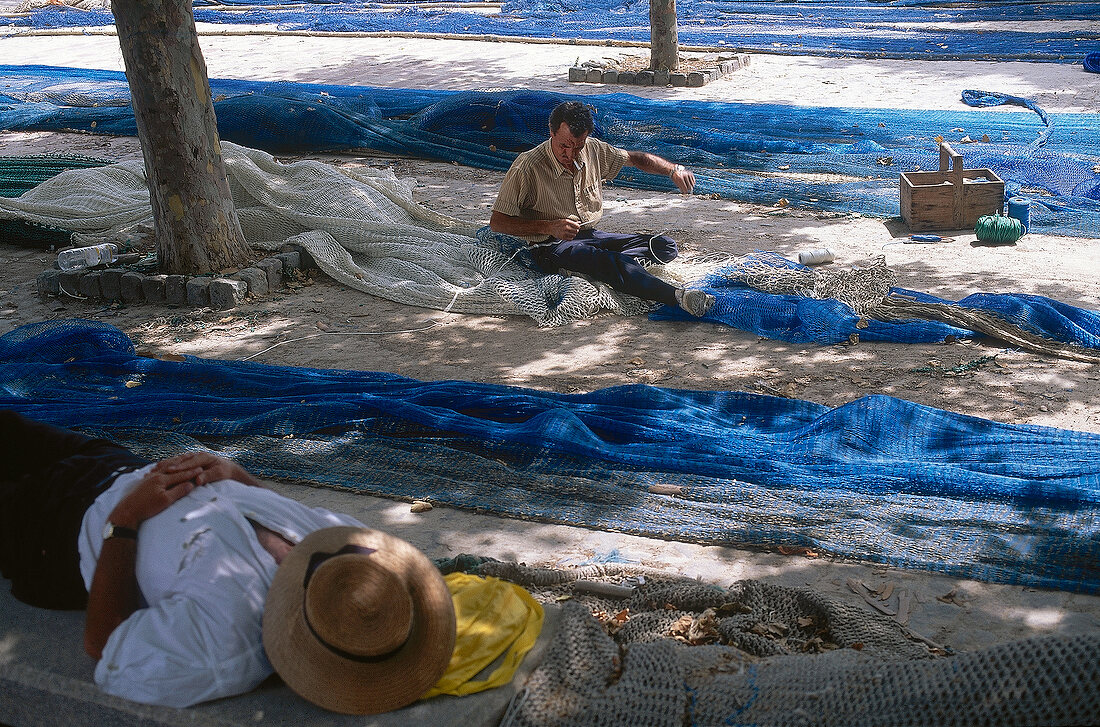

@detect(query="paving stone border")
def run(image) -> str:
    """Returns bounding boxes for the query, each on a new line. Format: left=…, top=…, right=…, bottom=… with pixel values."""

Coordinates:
left=568, top=53, right=750, bottom=87
left=36, top=244, right=319, bottom=311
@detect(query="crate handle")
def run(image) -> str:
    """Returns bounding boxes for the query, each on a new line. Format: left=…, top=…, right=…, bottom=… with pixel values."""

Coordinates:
left=938, top=142, right=964, bottom=185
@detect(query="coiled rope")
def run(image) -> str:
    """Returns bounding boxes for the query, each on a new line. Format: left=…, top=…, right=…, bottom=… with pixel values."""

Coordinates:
left=974, top=214, right=1025, bottom=244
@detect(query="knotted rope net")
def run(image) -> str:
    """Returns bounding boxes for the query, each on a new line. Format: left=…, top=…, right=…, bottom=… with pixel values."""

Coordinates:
left=472, top=561, right=1100, bottom=727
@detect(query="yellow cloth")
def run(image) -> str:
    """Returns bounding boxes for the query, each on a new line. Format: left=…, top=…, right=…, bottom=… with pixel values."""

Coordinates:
left=423, top=573, right=544, bottom=698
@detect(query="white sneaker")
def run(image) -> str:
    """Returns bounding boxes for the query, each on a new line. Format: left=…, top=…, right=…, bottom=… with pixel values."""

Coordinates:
left=676, top=288, right=716, bottom=317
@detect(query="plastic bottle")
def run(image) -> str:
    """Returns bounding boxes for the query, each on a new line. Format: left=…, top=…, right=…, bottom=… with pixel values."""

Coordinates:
left=57, top=243, right=119, bottom=271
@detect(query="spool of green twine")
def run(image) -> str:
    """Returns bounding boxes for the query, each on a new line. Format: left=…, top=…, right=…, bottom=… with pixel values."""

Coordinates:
left=974, top=214, right=1025, bottom=244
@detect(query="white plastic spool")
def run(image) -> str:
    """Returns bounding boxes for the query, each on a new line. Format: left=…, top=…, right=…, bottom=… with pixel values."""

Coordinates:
left=798, top=248, right=836, bottom=265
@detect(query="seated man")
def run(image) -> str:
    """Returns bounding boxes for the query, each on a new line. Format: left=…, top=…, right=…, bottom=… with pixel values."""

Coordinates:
left=0, top=410, right=450, bottom=711
left=490, top=100, right=716, bottom=317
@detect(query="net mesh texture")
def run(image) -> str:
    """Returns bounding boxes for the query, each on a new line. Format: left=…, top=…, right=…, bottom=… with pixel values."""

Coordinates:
left=1, top=65, right=1099, bottom=238
left=458, top=561, right=1100, bottom=727
left=1, top=319, right=1098, bottom=595
left=0, top=141, right=664, bottom=326
left=3, top=136, right=1100, bottom=351
left=7, top=0, right=1100, bottom=63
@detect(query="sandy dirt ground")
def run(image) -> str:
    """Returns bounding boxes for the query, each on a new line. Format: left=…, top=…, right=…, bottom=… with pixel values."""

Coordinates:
left=0, top=29, right=1099, bottom=657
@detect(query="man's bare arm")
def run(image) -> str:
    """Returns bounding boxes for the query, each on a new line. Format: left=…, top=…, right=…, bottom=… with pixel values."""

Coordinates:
left=489, top=210, right=580, bottom=241
left=83, top=465, right=203, bottom=660
left=625, top=150, right=696, bottom=194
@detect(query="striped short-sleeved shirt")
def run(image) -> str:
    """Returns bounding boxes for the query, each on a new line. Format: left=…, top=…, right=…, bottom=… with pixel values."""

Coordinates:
left=493, top=137, right=630, bottom=242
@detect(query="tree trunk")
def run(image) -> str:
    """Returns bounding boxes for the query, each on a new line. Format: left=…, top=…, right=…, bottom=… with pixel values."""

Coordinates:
left=649, top=0, right=679, bottom=72
left=112, top=0, right=252, bottom=275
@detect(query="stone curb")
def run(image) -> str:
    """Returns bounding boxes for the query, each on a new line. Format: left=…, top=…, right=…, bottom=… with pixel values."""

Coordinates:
left=568, top=53, right=750, bottom=87
left=37, top=244, right=317, bottom=312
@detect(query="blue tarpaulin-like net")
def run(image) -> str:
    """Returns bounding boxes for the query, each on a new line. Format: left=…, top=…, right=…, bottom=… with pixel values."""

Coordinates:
left=663, top=252, right=1100, bottom=349
left=2, top=319, right=1098, bottom=593
left=2, top=65, right=1099, bottom=237
left=6, top=0, right=1100, bottom=63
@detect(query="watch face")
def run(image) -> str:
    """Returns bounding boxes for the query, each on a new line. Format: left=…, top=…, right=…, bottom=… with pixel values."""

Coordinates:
left=102, top=521, right=137, bottom=540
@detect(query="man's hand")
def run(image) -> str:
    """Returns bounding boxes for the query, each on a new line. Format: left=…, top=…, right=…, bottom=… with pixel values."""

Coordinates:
left=153, top=451, right=264, bottom=489
left=547, top=218, right=581, bottom=241
left=107, top=465, right=204, bottom=530
left=671, top=166, right=696, bottom=195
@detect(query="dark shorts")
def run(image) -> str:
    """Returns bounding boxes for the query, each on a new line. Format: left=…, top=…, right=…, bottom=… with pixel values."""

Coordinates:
left=0, top=411, right=150, bottom=609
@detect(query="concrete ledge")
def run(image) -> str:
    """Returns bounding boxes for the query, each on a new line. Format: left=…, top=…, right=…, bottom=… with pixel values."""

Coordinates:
left=36, top=270, right=60, bottom=297
left=209, top=278, right=249, bottom=310
left=141, top=275, right=167, bottom=304
left=78, top=271, right=101, bottom=299
left=0, top=582, right=560, bottom=727
left=569, top=53, right=750, bottom=87
left=99, top=269, right=124, bottom=302
left=37, top=250, right=309, bottom=313
left=185, top=277, right=212, bottom=308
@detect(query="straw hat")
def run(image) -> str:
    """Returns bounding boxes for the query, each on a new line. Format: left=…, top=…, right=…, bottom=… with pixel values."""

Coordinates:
left=262, top=526, right=456, bottom=715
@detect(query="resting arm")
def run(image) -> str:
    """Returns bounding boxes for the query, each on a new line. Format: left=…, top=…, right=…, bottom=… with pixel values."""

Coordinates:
left=153, top=451, right=265, bottom=488
left=83, top=464, right=203, bottom=660
left=490, top=209, right=580, bottom=242
left=625, top=150, right=695, bottom=194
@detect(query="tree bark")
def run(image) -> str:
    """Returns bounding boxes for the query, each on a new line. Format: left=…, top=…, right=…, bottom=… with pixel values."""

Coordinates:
left=649, top=0, right=679, bottom=72
left=112, top=0, right=252, bottom=275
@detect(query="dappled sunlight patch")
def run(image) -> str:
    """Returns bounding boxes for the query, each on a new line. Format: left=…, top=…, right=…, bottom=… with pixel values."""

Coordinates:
left=134, top=310, right=296, bottom=360
left=510, top=340, right=623, bottom=379
left=0, top=634, right=18, bottom=664
left=1001, top=606, right=1065, bottom=630
left=786, top=224, right=844, bottom=247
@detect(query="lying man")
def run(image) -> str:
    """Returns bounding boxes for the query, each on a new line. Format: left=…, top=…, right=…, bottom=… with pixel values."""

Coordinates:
left=0, top=410, right=451, bottom=711
left=490, top=100, right=716, bottom=317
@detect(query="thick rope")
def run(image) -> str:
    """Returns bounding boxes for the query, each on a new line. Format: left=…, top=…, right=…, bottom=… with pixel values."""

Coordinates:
left=873, top=294, right=1100, bottom=364
left=974, top=214, right=1026, bottom=244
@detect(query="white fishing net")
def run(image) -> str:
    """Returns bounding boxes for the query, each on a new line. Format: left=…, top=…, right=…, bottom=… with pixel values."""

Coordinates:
left=732, top=254, right=897, bottom=316
left=0, top=142, right=674, bottom=326
left=482, top=562, right=1100, bottom=727
left=15, top=0, right=109, bottom=10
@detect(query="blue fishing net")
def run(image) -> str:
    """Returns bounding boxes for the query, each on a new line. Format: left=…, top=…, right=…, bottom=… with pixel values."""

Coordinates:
left=1, top=318, right=1097, bottom=593
left=2, top=65, right=1099, bottom=237
left=8, top=0, right=1100, bottom=62
left=656, top=253, right=1100, bottom=348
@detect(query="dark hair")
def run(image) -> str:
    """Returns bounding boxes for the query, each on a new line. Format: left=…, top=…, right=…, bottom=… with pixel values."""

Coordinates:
left=549, top=101, right=594, bottom=137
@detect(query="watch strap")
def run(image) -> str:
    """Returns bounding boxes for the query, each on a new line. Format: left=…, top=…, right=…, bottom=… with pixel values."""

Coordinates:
left=104, top=522, right=138, bottom=540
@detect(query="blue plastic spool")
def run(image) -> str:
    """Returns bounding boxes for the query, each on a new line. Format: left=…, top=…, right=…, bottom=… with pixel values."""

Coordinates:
left=1007, top=197, right=1031, bottom=233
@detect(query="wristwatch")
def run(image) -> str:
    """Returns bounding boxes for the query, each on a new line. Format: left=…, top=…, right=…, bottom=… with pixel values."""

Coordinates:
left=102, top=521, right=138, bottom=541
left=669, top=164, right=685, bottom=177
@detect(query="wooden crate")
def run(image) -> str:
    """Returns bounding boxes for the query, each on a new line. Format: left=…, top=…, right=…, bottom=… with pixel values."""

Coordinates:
left=900, top=142, right=1004, bottom=231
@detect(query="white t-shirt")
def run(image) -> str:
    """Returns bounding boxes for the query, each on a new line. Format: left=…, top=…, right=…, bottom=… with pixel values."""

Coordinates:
left=78, top=464, right=366, bottom=708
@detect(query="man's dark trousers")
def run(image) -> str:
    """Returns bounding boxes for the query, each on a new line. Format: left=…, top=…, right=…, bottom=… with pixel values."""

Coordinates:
left=530, top=229, right=680, bottom=306
left=0, top=411, right=150, bottom=609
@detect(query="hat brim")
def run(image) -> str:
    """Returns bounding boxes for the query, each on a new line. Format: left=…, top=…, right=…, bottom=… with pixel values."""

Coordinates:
left=263, top=526, right=456, bottom=715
